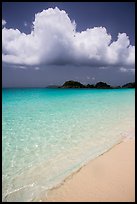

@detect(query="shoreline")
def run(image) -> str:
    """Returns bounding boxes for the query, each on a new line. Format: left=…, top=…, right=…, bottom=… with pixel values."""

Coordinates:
left=40, top=138, right=135, bottom=202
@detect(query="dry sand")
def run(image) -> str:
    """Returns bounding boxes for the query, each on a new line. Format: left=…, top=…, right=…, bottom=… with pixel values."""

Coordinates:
left=41, top=139, right=135, bottom=202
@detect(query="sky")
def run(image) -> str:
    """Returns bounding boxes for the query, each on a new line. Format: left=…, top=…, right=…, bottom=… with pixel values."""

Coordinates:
left=2, top=2, right=135, bottom=87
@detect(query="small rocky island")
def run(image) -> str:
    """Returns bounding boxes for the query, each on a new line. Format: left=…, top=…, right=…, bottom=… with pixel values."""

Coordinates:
left=122, top=82, right=135, bottom=88
left=47, top=81, right=135, bottom=89
left=61, top=81, right=85, bottom=88
left=55, top=80, right=135, bottom=89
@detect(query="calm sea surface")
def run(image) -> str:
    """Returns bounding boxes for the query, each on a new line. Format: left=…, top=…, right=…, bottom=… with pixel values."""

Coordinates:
left=2, top=88, right=135, bottom=201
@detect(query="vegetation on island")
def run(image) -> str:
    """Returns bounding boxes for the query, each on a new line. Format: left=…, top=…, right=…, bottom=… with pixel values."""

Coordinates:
left=47, top=80, right=135, bottom=89
left=122, top=82, right=135, bottom=88
left=62, top=80, right=85, bottom=88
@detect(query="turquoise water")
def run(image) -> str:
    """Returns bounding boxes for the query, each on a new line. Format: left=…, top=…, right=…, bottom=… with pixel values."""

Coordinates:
left=2, top=88, right=135, bottom=201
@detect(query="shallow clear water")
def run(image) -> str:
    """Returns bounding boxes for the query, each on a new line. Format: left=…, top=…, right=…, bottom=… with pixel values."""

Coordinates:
left=2, top=88, right=135, bottom=201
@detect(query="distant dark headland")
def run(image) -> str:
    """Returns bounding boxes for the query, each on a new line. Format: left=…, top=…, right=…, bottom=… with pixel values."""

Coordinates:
left=47, top=81, right=135, bottom=89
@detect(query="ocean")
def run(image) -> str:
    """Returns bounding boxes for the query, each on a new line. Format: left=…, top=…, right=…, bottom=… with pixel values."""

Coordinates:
left=2, top=88, right=135, bottom=201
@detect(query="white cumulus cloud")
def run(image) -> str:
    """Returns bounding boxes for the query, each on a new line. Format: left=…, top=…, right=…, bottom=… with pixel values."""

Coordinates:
left=24, top=22, right=28, bottom=27
left=2, top=7, right=135, bottom=70
left=2, top=19, right=7, bottom=26
left=120, top=67, right=135, bottom=73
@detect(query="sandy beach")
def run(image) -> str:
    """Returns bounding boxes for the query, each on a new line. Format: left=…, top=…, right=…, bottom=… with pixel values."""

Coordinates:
left=41, top=139, right=135, bottom=202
